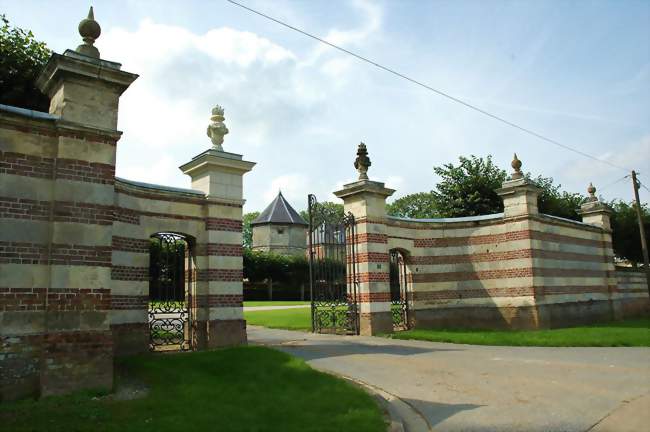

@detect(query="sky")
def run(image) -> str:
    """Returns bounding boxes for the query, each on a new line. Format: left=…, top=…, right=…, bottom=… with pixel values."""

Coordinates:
left=2, top=0, right=649, bottom=213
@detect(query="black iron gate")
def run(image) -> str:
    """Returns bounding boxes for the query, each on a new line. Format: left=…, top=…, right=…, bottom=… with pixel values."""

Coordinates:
left=308, top=194, right=359, bottom=335
left=149, top=232, right=192, bottom=351
left=389, top=249, right=409, bottom=330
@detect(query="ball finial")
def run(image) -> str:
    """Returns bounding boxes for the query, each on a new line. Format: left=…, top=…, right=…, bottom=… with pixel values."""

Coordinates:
left=587, top=182, right=597, bottom=201
left=76, top=6, right=101, bottom=58
left=511, top=153, right=523, bottom=179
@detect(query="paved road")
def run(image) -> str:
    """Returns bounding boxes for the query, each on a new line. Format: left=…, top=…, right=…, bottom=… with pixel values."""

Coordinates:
left=248, top=326, right=650, bottom=432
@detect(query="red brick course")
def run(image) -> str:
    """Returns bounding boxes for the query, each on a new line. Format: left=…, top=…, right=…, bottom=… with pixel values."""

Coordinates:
left=55, top=158, right=115, bottom=185
left=195, top=294, right=243, bottom=307
left=357, top=292, right=391, bottom=302
left=0, top=197, right=50, bottom=221
left=352, top=252, right=390, bottom=264
left=407, top=249, right=611, bottom=265
left=0, top=241, right=111, bottom=266
left=205, top=217, right=242, bottom=232
left=197, top=269, right=243, bottom=282
left=111, top=266, right=148, bottom=281
left=412, top=267, right=610, bottom=283
left=413, top=229, right=609, bottom=249
left=0, top=287, right=110, bottom=311
left=195, top=243, right=243, bottom=257
left=0, top=151, right=53, bottom=179
left=112, top=236, right=150, bottom=253
left=53, top=201, right=114, bottom=225
left=111, top=295, right=148, bottom=310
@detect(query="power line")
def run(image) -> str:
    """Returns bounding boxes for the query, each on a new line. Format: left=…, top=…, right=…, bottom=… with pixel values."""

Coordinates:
left=226, top=0, right=633, bottom=173
left=599, top=175, right=630, bottom=193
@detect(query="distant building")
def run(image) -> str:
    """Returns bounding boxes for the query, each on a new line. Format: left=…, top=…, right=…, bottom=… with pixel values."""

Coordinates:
left=251, top=192, right=308, bottom=256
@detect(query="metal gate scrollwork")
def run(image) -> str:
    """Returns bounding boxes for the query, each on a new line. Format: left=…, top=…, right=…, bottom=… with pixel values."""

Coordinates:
left=149, top=232, right=192, bottom=351
left=389, top=249, right=409, bottom=330
left=308, top=194, right=359, bottom=335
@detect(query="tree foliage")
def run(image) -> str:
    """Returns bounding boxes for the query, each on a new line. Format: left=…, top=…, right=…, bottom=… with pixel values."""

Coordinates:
left=528, top=175, right=586, bottom=221
left=431, top=155, right=507, bottom=217
left=386, top=192, right=438, bottom=218
left=0, top=15, right=51, bottom=111
left=243, top=249, right=309, bottom=286
left=242, top=212, right=260, bottom=250
left=609, top=201, right=650, bottom=265
left=300, top=201, right=344, bottom=227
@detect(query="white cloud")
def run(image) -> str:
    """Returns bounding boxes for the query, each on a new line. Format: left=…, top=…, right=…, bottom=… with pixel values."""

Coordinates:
left=264, top=173, right=311, bottom=204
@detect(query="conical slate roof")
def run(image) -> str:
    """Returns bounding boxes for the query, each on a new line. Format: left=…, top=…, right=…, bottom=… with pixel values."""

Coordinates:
left=251, top=192, right=308, bottom=226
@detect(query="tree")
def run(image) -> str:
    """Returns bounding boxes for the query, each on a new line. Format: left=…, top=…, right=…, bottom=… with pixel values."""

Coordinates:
left=300, top=201, right=344, bottom=227
left=0, top=15, right=51, bottom=111
left=432, top=155, right=507, bottom=217
left=242, top=211, right=260, bottom=250
left=609, top=201, right=650, bottom=265
left=529, top=175, right=586, bottom=221
left=387, top=192, right=438, bottom=218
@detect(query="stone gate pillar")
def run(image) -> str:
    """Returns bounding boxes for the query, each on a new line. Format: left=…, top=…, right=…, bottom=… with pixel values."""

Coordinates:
left=180, top=106, right=255, bottom=348
left=30, top=9, right=136, bottom=397
left=334, top=143, right=394, bottom=335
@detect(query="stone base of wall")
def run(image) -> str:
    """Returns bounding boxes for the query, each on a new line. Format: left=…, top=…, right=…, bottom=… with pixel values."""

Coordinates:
left=207, top=319, right=247, bottom=348
left=413, top=305, right=541, bottom=330
left=412, top=299, right=648, bottom=331
left=111, top=323, right=148, bottom=357
left=536, top=300, right=614, bottom=329
left=40, top=330, right=113, bottom=397
left=614, top=297, right=650, bottom=319
left=359, top=311, right=393, bottom=336
left=0, top=334, right=41, bottom=402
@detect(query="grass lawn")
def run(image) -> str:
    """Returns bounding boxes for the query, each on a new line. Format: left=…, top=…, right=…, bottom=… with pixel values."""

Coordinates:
left=0, top=346, right=385, bottom=432
left=244, top=300, right=311, bottom=307
left=388, top=318, right=650, bottom=347
left=245, top=307, right=312, bottom=331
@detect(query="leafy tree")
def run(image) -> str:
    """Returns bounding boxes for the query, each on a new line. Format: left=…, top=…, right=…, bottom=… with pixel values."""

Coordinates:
left=387, top=192, right=438, bottom=218
left=609, top=201, right=650, bottom=265
left=0, top=15, right=51, bottom=111
left=432, top=155, right=507, bottom=217
left=300, top=201, right=344, bottom=227
left=242, top=211, right=260, bottom=250
left=529, top=175, right=586, bottom=221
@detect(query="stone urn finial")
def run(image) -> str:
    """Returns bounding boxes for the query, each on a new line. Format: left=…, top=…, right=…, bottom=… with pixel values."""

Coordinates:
left=354, top=142, right=371, bottom=181
left=76, top=6, right=101, bottom=58
left=587, top=182, right=597, bottom=202
left=511, top=153, right=523, bottom=180
left=206, top=105, right=229, bottom=151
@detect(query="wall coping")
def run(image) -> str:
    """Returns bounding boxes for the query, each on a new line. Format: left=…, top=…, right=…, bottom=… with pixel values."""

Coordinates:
left=0, top=103, right=59, bottom=121
left=115, top=177, right=205, bottom=196
left=539, top=213, right=591, bottom=227
left=387, top=213, right=503, bottom=224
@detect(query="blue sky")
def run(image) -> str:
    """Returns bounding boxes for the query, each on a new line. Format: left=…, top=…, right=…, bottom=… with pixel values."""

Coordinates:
left=2, top=0, right=649, bottom=212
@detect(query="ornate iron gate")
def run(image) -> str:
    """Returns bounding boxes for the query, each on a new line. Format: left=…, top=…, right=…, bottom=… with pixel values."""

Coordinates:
left=149, top=232, right=192, bottom=351
left=389, top=249, right=409, bottom=330
left=308, top=194, right=359, bottom=335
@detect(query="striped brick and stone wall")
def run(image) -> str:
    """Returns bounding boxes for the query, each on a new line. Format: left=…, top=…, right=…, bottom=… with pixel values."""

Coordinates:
left=1, top=29, right=254, bottom=401
left=335, top=147, right=648, bottom=334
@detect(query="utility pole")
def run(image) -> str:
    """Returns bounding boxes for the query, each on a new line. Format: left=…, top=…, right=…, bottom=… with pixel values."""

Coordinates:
left=630, top=171, right=650, bottom=296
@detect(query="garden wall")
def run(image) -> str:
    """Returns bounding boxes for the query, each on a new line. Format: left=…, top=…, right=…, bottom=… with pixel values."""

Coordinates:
left=384, top=212, right=645, bottom=329
left=0, top=34, right=254, bottom=400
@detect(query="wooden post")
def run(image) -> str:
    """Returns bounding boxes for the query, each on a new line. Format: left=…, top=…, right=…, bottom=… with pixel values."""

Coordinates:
left=267, top=278, right=273, bottom=301
left=631, top=171, right=650, bottom=296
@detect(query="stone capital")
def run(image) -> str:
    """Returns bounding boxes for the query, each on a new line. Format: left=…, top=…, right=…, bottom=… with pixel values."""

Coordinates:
left=578, top=200, right=612, bottom=230
left=496, top=177, right=541, bottom=218
left=36, top=50, right=138, bottom=130
left=180, top=149, right=256, bottom=201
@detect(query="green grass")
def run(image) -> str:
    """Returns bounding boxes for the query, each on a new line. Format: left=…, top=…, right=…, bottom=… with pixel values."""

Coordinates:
left=0, top=347, right=385, bottom=432
left=245, top=307, right=312, bottom=331
left=388, top=318, right=650, bottom=347
left=244, top=301, right=310, bottom=307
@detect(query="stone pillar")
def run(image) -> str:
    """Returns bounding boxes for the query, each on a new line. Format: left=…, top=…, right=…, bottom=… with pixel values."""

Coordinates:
left=334, top=143, right=395, bottom=335
left=578, top=184, right=619, bottom=319
left=578, top=183, right=612, bottom=230
left=29, top=9, right=136, bottom=397
left=180, top=106, right=255, bottom=348
left=495, top=154, right=541, bottom=218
